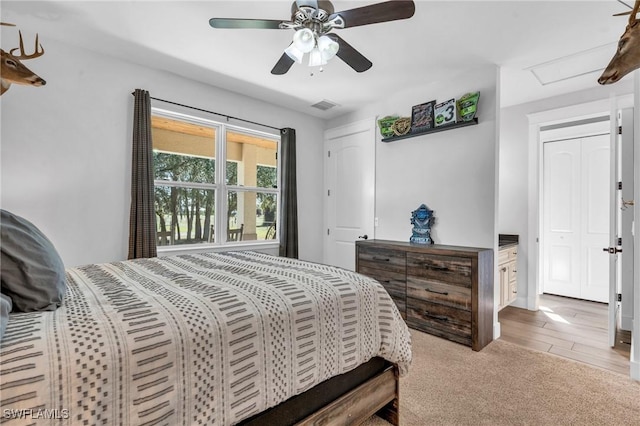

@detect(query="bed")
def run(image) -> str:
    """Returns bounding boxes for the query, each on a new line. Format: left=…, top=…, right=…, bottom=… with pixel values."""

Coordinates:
left=0, top=249, right=412, bottom=425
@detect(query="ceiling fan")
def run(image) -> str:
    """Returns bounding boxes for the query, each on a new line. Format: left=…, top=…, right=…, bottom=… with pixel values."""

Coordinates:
left=209, top=0, right=415, bottom=75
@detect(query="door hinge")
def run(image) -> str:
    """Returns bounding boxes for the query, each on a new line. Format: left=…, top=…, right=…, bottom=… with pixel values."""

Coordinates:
left=328, top=189, right=331, bottom=196
left=617, top=293, right=622, bottom=302
left=618, top=126, right=622, bottom=134
left=327, top=228, right=330, bottom=235
left=328, top=151, right=331, bottom=157
left=618, top=181, right=623, bottom=190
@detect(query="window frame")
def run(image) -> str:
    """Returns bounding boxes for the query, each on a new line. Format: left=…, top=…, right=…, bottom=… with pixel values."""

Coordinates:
left=151, top=107, right=281, bottom=251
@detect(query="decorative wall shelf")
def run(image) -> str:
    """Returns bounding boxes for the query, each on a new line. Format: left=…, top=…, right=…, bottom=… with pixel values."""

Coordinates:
left=381, top=117, right=478, bottom=143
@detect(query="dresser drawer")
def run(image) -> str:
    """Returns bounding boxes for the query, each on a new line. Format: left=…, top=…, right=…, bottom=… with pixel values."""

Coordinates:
left=359, top=267, right=405, bottom=298
left=358, top=246, right=406, bottom=274
left=406, top=297, right=471, bottom=345
left=407, top=277, right=471, bottom=311
left=406, top=253, right=472, bottom=287
left=508, top=247, right=518, bottom=260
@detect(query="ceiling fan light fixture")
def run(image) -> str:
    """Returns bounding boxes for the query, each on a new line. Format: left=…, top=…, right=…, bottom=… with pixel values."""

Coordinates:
left=284, top=44, right=304, bottom=64
left=317, top=35, right=339, bottom=61
left=292, top=28, right=316, bottom=53
left=308, top=47, right=326, bottom=67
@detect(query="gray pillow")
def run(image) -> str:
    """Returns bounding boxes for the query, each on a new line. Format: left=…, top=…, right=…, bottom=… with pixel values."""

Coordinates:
left=0, top=293, right=11, bottom=340
left=1, top=210, right=66, bottom=312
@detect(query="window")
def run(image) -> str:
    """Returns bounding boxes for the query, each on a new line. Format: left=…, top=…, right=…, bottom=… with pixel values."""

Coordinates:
left=151, top=110, right=279, bottom=247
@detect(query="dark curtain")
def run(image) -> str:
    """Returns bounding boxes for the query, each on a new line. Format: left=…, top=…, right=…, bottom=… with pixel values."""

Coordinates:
left=279, top=128, right=298, bottom=258
left=128, top=89, right=157, bottom=259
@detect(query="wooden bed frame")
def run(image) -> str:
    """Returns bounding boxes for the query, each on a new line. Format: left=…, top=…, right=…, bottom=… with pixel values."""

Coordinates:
left=240, top=357, right=400, bottom=426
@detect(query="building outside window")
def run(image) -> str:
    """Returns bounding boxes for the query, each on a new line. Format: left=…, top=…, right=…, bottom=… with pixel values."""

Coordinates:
left=151, top=109, right=279, bottom=247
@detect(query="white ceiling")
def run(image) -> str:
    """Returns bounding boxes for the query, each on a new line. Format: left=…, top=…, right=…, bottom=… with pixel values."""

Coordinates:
left=1, top=0, right=635, bottom=119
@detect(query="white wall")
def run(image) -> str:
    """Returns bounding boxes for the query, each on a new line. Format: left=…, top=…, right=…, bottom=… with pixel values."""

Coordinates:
left=0, top=38, right=326, bottom=267
left=329, top=65, right=499, bottom=250
left=499, top=79, right=633, bottom=308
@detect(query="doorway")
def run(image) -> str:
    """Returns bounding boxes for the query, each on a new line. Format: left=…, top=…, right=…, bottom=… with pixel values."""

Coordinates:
left=527, top=95, right=636, bottom=379
left=541, top=121, right=610, bottom=303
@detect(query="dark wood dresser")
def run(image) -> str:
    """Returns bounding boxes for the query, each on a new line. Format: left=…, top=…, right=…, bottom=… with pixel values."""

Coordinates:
left=356, top=239, right=494, bottom=351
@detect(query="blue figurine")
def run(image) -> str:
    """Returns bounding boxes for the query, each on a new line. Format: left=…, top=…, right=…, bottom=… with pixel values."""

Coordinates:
left=410, top=204, right=434, bottom=244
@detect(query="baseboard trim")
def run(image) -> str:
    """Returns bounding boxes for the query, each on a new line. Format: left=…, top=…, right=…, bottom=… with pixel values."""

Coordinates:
left=511, top=297, right=528, bottom=310
left=631, top=360, right=639, bottom=381
left=494, top=321, right=501, bottom=340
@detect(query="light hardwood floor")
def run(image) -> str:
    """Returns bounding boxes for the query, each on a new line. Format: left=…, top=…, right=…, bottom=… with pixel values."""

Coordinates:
left=498, top=294, right=631, bottom=376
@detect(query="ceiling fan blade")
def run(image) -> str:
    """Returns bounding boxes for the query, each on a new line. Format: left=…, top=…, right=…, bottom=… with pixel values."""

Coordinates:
left=328, top=34, right=372, bottom=72
left=329, top=1, right=415, bottom=28
left=271, top=52, right=296, bottom=75
left=209, top=18, right=285, bottom=29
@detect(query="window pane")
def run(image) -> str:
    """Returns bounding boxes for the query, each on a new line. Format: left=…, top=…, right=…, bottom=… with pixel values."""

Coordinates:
left=226, top=161, right=238, bottom=185
left=153, top=152, right=215, bottom=183
left=257, top=165, right=277, bottom=188
left=155, top=186, right=215, bottom=245
left=227, top=191, right=277, bottom=242
left=226, top=130, right=278, bottom=188
left=152, top=115, right=216, bottom=183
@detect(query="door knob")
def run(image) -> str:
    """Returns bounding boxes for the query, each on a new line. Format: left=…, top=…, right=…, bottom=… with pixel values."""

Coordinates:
left=358, top=234, right=368, bottom=240
left=602, top=247, right=622, bottom=254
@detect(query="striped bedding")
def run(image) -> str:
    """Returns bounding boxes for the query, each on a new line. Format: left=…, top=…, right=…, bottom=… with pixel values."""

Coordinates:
left=0, top=251, right=412, bottom=425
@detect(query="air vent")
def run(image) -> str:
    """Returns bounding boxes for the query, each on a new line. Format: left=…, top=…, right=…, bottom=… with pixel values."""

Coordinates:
left=311, top=99, right=339, bottom=111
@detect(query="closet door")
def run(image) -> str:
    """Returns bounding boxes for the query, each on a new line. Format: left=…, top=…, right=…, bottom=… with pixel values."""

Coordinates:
left=542, top=135, right=610, bottom=302
left=580, top=134, right=610, bottom=303
left=543, top=139, right=581, bottom=298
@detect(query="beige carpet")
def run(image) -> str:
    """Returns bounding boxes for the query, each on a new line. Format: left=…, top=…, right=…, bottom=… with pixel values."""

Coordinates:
left=363, top=330, right=640, bottom=426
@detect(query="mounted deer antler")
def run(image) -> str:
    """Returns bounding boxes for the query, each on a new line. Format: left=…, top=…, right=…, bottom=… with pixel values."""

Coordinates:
left=598, top=0, right=640, bottom=84
left=1, top=23, right=46, bottom=95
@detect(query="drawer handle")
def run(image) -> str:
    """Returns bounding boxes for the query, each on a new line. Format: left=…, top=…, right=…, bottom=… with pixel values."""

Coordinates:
left=426, top=265, right=448, bottom=271
left=425, top=288, right=449, bottom=296
left=501, top=267, right=507, bottom=272
left=423, top=311, right=448, bottom=322
left=382, top=280, right=391, bottom=284
left=373, top=257, right=390, bottom=261
left=512, top=251, right=517, bottom=255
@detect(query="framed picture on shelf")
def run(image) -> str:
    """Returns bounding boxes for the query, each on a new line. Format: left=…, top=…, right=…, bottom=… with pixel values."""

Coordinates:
left=434, top=98, right=457, bottom=127
left=410, top=100, right=435, bottom=133
left=457, top=91, right=480, bottom=122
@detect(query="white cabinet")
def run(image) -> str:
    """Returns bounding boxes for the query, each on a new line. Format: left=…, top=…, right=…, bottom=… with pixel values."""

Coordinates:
left=498, top=244, right=518, bottom=310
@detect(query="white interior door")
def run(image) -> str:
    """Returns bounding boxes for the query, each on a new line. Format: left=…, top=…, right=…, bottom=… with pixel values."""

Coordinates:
left=543, top=139, right=581, bottom=298
left=542, top=133, right=610, bottom=302
left=581, top=134, right=611, bottom=303
left=324, top=120, right=375, bottom=271
left=619, top=108, right=635, bottom=332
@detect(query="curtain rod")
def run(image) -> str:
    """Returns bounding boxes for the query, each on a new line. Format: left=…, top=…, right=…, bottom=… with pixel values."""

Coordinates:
left=131, top=92, right=282, bottom=132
